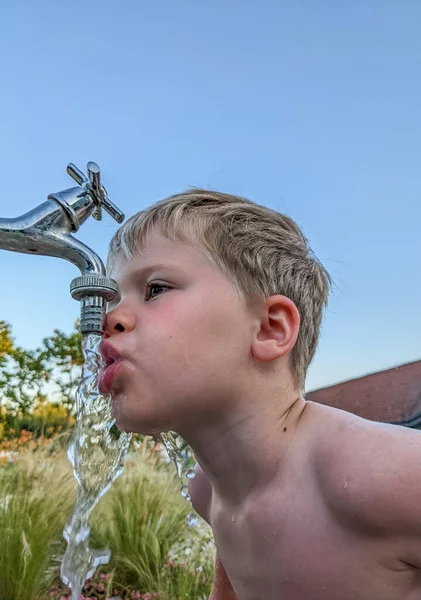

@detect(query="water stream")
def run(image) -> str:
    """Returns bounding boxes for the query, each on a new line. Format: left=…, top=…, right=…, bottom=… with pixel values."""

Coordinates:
left=157, top=430, right=198, bottom=527
left=61, top=333, right=132, bottom=600
left=61, top=333, right=196, bottom=599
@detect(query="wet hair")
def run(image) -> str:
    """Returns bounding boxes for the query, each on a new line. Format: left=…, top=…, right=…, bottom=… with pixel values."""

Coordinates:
left=108, top=189, right=332, bottom=391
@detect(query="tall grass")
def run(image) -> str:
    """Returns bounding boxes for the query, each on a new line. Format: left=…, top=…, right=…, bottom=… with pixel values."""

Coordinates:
left=90, top=442, right=214, bottom=598
left=0, top=444, right=75, bottom=600
left=0, top=438, right=214, bottom=599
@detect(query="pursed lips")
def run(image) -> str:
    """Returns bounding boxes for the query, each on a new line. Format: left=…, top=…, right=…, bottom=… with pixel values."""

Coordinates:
left=98, top=341, right=124, bottom=394
left=100, top=340, right=122, bottom=366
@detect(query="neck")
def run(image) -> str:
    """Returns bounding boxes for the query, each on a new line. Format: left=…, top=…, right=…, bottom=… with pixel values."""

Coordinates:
left=180, top=386, right=307, bottom=508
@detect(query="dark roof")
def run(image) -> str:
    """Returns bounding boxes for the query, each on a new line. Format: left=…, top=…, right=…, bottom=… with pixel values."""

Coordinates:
left=305, top=359, right=421, bottom=426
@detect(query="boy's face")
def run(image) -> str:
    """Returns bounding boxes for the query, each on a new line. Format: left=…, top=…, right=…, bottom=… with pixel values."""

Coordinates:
left=101, top=228, right=256, bottom=435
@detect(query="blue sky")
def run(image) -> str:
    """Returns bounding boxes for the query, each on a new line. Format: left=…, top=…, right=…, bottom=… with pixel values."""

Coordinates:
left=0, top=1, right=420, bottom=392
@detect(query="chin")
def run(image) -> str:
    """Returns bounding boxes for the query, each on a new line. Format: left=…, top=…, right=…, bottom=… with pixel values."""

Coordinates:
left=113, top=408, right=175, bottom=437
left=136, top=418, right=176, bottom=437
left=110, top=389, right=187, bottom=436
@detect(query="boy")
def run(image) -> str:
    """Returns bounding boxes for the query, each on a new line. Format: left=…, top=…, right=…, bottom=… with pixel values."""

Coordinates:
left=100, top=189, right=421, bottom=600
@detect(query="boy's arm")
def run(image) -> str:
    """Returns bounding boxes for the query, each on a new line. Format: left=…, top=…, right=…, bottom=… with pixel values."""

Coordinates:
left=325, top=421, right=421, bottom=568
left=188, top=464, right=239, bottom=599
left=209, top=552, right=239, bottom=600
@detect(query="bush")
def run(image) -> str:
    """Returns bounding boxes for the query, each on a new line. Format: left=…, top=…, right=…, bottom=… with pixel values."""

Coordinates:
left=0, top=445, right=75, bottom=600
left=0, top=402, right=74, bottom=443
left=0, top=439, right=214, bottom=600
left=87, top=441, right=214, bottom=598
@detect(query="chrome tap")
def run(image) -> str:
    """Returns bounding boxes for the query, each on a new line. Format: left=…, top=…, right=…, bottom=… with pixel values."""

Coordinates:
left=0, top=162, right=124, bottom=334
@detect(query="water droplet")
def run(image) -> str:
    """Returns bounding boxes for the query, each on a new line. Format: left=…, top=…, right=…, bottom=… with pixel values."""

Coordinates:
left=186, top=468, right=196, bottom=479
left=180, top=485, right=190, bottom=499
left=186, top=512, right=198, bottom=527
left=232, top=515, right=235, bottom=522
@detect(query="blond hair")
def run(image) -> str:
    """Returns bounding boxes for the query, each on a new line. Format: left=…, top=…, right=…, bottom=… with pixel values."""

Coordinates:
left=108, top=189, right=331, bottom=390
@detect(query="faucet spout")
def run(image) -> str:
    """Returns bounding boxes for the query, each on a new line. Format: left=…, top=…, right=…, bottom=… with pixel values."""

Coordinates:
left=0, top=162, right=124, bottom=334
left=0, top=197, right=105, bottom=275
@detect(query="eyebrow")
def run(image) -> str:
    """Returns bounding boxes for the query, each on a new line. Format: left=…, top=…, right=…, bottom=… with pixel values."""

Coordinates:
left=129, top=263, right=185, bottom=281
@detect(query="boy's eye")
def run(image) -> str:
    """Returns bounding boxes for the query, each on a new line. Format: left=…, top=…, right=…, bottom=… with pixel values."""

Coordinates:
left=145, top=283, right=168, bottom=301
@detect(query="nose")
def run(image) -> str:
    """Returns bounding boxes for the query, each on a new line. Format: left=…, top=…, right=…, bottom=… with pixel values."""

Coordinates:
left=103, top=304, right=135, bottom=338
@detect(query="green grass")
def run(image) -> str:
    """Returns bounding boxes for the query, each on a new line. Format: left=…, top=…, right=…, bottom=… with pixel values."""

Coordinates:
left=0, top=439, right=214, bottom=600
left=0, top=445, right=75, bottom=600
left=89, top=442, right=214, bottom=598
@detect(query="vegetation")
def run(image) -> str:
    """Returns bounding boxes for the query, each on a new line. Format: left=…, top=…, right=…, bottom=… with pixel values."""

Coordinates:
left=0, top=319, right=82, bottom=417
left=0, top=440, right=75, bottom=600
left=0, top=437, right=214, bottom=600
left=0, top=320, right=215, bottom=599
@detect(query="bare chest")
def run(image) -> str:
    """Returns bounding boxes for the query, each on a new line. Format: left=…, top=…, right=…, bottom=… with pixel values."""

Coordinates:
left=210, top=492, right=420, bottom=600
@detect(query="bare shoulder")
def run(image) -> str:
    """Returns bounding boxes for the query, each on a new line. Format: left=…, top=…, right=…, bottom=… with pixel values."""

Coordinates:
left=310, top=401, right=421, bottom=566
left=188, top=462, right=213, bottom=524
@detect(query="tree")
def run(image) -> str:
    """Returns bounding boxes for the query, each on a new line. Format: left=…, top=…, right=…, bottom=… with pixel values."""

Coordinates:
left=0, top=321, right=50, bottom=415
left=40, top=321, right=83, bottom=415
left=0, top=320, right=83, bottom=418
left=0, top=321, right=13, bottom=358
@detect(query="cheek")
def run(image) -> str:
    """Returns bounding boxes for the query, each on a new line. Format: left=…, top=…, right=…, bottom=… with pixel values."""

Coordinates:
left=171, top=304, right=249, bottom=376
left=132, top=294, right=250, bottom=377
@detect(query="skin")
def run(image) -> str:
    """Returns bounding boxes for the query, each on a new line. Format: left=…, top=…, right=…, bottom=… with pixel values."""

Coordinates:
left=103, top=228, right=421, bottom=600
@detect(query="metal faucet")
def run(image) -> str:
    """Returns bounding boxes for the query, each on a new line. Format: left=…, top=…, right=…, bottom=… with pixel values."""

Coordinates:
left=0, top=162, right=124, bottom=335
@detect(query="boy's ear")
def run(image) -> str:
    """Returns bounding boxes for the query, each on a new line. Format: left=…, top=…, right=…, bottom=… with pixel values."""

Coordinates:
left=251, top=295, right=300, bottom=363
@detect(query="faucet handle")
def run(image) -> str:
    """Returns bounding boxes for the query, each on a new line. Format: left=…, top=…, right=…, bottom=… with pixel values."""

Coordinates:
left=87, top=161, right=104, bottom=221
left=67, top=163, right=88, bottom=187
left=67, top=162, right=125, bottom=224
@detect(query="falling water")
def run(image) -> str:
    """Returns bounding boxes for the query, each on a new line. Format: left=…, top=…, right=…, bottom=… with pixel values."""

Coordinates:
left=157, top=430, right=198, bottom=527
left=61, top=335, right=199, bottom=598
left=61, top=333, right=132, bottom=600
